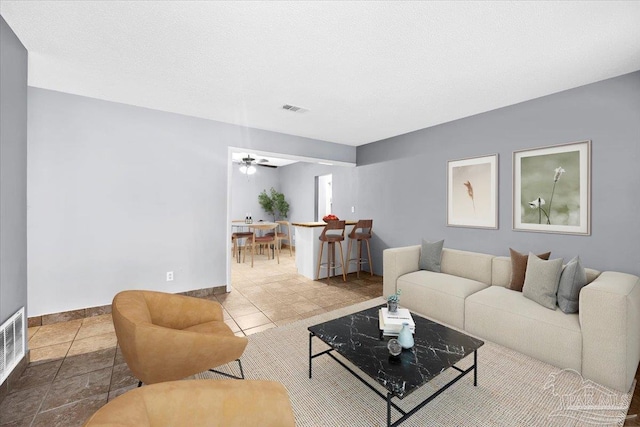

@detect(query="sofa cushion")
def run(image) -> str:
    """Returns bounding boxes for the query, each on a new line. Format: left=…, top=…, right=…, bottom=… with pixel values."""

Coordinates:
left=419, top=239, right=444, bottom=272
left=441, top=248, right=494, bottom=285
left=491, top=256, right=512, bottom=287
left=465, top=286, right=582, bottom=372
left=557, top=256, right=587, bottom=314
left=397, top=271, right=489, bottom=330
left=522, top=253, right=564, bottom=310
left=508, top=248, right=551, bottom=291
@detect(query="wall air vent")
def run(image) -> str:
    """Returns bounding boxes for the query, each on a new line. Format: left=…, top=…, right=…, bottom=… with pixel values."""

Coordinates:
left=1, top=307, right=25, bottom=385
left=282, top=104, right=307, bottom=113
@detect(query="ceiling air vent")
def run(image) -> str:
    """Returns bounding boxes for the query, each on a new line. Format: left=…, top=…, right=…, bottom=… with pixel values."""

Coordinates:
left=282, top=104, right=307, bottom=113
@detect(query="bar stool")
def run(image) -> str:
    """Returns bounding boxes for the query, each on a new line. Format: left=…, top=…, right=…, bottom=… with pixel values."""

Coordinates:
left=346, top=219, right=373, bottom=278
left=316, top=220, right=347, bottom=282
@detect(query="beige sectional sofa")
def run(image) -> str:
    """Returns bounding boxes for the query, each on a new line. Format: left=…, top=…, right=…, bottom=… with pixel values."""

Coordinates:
left=383, top=245, right=640, bottom=393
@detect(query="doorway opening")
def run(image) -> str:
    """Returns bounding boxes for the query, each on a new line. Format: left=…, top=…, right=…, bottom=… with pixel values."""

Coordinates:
left=315, top=174, right=332, bottom=222
left=227, top=148, right=354, bottom=293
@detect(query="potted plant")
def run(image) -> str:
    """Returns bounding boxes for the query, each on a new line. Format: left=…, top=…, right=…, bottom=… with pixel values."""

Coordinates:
left=258, top=188, right=290, bottom=221
left=271, top=189, right=290, bottom=220
left=386, top=290, right=401, bottom=313
left=258, top=189, right=274, bottom=219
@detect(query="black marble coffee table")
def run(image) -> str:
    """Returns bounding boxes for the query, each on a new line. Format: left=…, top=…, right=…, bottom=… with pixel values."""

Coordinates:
left=308, top=305, right=484, bottom=427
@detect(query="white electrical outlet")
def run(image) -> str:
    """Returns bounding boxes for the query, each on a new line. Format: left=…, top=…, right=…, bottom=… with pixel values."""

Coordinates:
left=166, top=271, right=174, bottom=281
left=351, top=206, right=355, bottom=213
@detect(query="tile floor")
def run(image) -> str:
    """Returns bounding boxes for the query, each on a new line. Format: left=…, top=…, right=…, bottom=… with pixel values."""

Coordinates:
left=1, top=250, right=638, bottom=426
left=0, top=250, right=383, bottom=426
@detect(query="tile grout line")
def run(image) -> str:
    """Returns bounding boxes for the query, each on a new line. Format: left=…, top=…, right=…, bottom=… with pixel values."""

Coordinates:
left=31, top=322, right=84, bottom=423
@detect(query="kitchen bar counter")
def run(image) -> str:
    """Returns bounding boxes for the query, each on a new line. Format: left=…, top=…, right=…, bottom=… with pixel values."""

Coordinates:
left=293, top=220, right=360, bottom=280
left=291, top=221, right=357, bottom=228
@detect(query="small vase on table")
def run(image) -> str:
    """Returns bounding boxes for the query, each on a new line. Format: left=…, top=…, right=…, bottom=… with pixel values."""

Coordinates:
left=397, top=322, right=414, bottom=349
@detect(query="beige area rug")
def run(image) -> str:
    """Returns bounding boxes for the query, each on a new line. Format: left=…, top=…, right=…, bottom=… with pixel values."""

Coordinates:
left=198, top=298, right=632, bottom=426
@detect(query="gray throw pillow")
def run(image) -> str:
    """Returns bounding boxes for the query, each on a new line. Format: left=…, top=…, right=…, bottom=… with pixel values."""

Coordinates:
left=419, top=239, right=444, bottom=272
left=522, top=253, right=564, bottom=310
left=557, top=256, right=587, bottom=314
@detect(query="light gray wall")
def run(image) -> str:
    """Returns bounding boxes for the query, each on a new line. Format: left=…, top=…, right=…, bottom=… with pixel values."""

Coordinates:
left=24, top=70, right=640, bottom=316
left=278, top=162, right=358, bottom=248
left=357, top=71, right=640, bottom=276
left=27, top=88, right=356, bottom=316
left=230, top=165, right=279, bottom=222
left=279, top=162, right=358, bottom=226
left=0, top=17, right=28, bottom=324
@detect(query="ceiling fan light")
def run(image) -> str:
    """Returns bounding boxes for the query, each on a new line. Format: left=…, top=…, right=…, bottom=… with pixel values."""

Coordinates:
left=239, top=165, right=248, bottom=174
left=247, top=165, right=257, bottom=175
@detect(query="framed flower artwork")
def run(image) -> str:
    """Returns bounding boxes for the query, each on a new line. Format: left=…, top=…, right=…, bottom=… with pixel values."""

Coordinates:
left=447, top=154, right=498, bottom=229
left=513, top=140, right=591, bottom=235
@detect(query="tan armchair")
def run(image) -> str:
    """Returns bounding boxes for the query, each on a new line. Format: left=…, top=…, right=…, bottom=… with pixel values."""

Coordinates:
left=83, top=379, right=296, bottom=427
left=112, top=290, right=248, bottom=385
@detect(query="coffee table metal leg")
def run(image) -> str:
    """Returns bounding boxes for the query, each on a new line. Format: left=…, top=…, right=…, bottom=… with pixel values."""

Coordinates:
left=474, top=350, right=478, bottom=386
left=387, top=393, right=392, bottom=427
left=309, top=332, right=313, bottom=379
left=308, top=332, right=336, bottom=380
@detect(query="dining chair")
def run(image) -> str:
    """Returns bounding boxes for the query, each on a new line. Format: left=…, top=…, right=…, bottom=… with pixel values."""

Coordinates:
left=232, top=232, right=254, bottom=264
left=243, top=223, right=279, bottom=267
left=267, top=220, right=293, bottom=257
left=231, top=220, right=254, bottom=263
left=345, top=219, right=374, bottom=278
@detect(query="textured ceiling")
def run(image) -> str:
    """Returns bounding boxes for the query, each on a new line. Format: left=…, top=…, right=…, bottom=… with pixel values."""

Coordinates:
left=1, top=1, right=639, bottom=146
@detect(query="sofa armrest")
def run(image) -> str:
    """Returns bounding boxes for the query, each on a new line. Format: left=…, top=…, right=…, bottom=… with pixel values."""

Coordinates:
left=383, top=245, right=421, bottom=298
left=580, top=271, right=640, bottom=392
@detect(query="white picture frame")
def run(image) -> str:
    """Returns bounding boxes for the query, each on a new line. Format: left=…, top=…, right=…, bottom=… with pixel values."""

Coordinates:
left=513, top=140, right=591, bottom=235
left=447, top=154, right=498, bottom=229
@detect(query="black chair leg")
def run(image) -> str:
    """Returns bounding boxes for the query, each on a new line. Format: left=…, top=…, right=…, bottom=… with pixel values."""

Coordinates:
left=237, top=359, right=245, bottom=379
left=209, top=359, right=245, bottom=380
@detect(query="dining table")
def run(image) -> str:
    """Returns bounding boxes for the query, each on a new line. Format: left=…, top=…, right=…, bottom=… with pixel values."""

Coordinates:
left=231, top=220, right=278, bottom=230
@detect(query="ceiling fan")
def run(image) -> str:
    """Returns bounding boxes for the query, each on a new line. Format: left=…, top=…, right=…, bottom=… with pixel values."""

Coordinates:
left=236, top=154, right=276, bottom=175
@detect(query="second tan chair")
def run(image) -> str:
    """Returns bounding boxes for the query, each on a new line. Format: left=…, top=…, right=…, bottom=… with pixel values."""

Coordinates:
left=83, top=379, right=296, bottom=427
left=112, top=290, right=248, bottom=385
